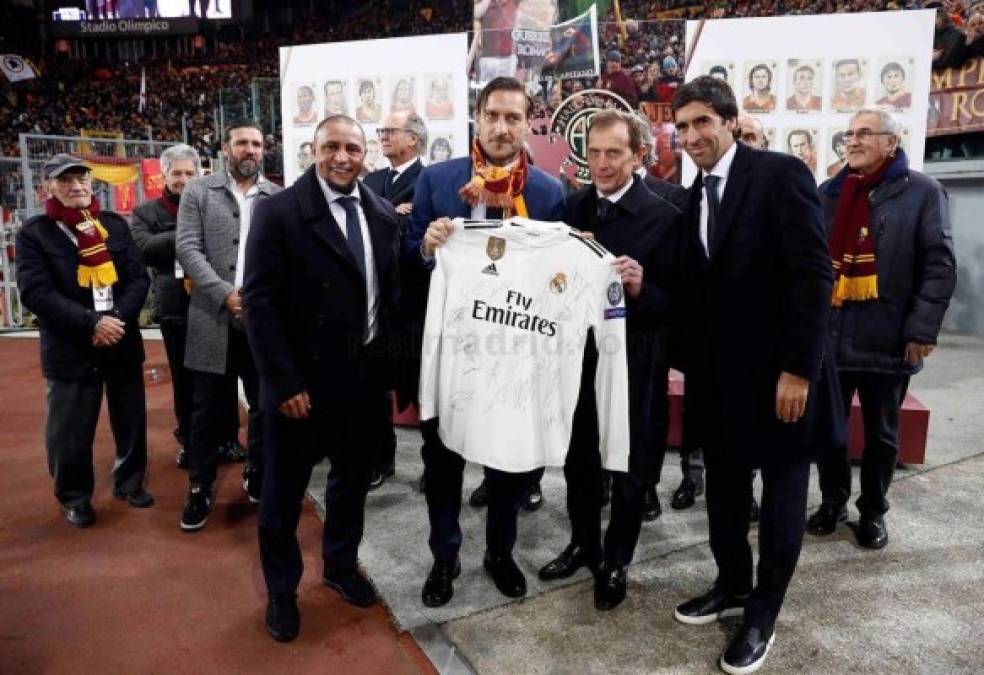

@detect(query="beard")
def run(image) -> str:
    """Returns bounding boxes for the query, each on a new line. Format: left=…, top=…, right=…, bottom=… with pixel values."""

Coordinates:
left=231, top=157, right=260, bottom=179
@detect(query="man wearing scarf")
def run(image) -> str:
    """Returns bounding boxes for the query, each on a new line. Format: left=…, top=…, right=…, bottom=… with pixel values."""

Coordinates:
left=808, top=109, right=956, bottom=549
left=16, top=154, right=153, bottom=528
left=131, top=145, right=246, bottom=471
left=406, top=76, right=564, bottom=608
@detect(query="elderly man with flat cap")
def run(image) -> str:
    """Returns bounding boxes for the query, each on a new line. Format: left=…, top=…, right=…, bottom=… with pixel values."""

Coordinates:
left=16, top=154, right=154, bottom=528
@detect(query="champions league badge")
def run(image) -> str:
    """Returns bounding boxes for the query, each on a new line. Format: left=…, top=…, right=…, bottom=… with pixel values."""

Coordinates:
left=549, top=89, right=634, bottom=185
left=607, top=281, right=623, bottom=306
left=549, top=272, right=568, bottom=294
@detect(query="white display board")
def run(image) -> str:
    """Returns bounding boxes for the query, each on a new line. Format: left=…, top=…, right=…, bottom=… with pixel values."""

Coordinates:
left=280, top=33, right=470, bottom=186
left=684, top=11, right=934, bottom=185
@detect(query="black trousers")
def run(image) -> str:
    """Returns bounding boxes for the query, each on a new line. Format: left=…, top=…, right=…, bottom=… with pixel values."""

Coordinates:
left=421, top=418, right=541, bottom=563
left=44, top=367, right=147, bottom=508
left=374, top=392, right=397, bottom=472
left=705, top=448, right=810, bottom=633
left=187, top=327, right=262, bottom=487
left=160, top=320, right=193, bottom=445
left=816, top=371, right=910, bottom=517
left=258, top=389, right=389, bottom=597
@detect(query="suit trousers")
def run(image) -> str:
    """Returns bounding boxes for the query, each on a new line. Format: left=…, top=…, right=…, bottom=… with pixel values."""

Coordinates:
left=421, top=418, right=541, bottom=562
left=159, top=319, right=193, bottom=444
left=374, top=392, right=397, bottom=471
left=816, top=371, right=910, bottom=517
left=564, top=381, right=652, bottom=569
left=258, top=391, right=387, bottom=597
left=187, top=325, right=262, bottom=486
left=44, top=367, right=147, bottom=508
left=704, top=447, right=810, bottom=633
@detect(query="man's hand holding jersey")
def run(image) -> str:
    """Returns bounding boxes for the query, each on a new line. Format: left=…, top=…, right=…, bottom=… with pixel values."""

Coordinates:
left=614, top=255, right=643, bottom=298
left=423, top=217, right=455, bottom=257
left=279, top=391, right=312, bottom=419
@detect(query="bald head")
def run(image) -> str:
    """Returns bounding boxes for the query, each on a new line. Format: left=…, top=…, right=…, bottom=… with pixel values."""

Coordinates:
left=737, top=114, right=767, bottom=150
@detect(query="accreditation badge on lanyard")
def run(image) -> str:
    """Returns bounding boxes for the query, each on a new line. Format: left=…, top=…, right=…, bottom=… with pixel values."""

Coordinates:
left=174, top=259, right=185, bottom=279
left=93, top=285, right=114, bottom=312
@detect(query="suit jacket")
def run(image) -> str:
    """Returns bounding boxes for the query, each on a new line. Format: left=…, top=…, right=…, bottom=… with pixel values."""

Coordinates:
left=16, top=210, right=149, bottom=379
left=642, top=174, right=688, bottom=212
left=130, top=197, right=188, bottom=323
left=241, top=167, right=400, bottom=413
left=565, top=177, right=683, bottom=477
left=175, top=172, right=280, bottom=374
left=678, top=143, right=836, bottom=466
left=397, top=155, right=565, bottom=407
left=363, top=158, right=422, bottom=208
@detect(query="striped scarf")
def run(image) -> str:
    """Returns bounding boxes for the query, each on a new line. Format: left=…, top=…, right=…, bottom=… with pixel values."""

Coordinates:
left=45, top=196, right=119, bottom=289
left=828, top=157, right=891, bottom=307
left=458, top=140, right=529, bottom=218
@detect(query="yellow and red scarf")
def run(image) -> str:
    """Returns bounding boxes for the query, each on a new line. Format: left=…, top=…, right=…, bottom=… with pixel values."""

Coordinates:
left=828, top=157, right=891, bottom=307
left=45, top=196, right=118, bottom=289
left=458, top=140, right=529, bottom=218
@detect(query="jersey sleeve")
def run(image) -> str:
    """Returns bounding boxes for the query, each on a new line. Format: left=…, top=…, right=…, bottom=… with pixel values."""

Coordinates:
left=588, top=256, right=631, bottom=472
left=417, top=239, right=449, bottom=422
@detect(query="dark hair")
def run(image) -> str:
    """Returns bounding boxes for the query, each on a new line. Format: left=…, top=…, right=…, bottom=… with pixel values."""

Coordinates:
left=834, top=59, right=861, bottom=73
left=314, top=114, right=366, bottom=144
left=708, top=65, right=728, bottom=79
left=223, top=119, right=263, bottom=144
left=587, top=110, right=643, bottom=154
left=747, top=64, right=772, bottom=92
left=880, top=62, right=905, bottom=82
left=475, top=76, right=534, bottom=118
left=787, top=129, right=813, bottom=148
left=429, top=136, right=452, bottom=160
left=831, top=130, right=846, bottom=151
left=358, top=80, right=375, bottom=96
left=671, top=75, right=739, bottom=121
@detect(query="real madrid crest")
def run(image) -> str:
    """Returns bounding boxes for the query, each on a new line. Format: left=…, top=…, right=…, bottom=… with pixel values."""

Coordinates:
left=486, top=236, right=506, bottom=261
left=549, top=272, right=568, bottom=294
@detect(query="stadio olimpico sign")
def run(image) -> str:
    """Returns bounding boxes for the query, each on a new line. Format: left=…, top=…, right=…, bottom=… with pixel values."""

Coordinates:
left=52, top=18, right=200, bottom=36
left=549, top=89, right=633, bottom=184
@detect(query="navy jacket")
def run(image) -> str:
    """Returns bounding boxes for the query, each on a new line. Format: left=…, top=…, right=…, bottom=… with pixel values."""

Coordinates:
left=363, top=158, right=422, bottom=210
left=16, top=210, right=149, bottom=379
left=820, top=149, right=956, bottom=376
left=242, top=167, right=400, bottom=412
left=678, top=143, right=837, bottom=466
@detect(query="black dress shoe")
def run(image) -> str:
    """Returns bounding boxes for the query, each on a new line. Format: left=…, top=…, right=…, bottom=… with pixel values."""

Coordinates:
left=538, top=543, right=600, bottom=581
left=806, top=502, right=848, bottom=535
left=600, top=471, right=612, bottom=507
left=749, top=496, right=760, bottom=523
left=856, top=515, right=888, bottom=549
left=113, top=488, right=155, bottom=508
left=594, top=565, right=627, bottom=611
left=422, top=558, right=461, bottom=607
left=671, top=477, right=704, bottom=510
left=469, top=479, right=489, bottom=507
left=673, top=586, right=747, bottom=625
left=218, top=440, right=247, bottom=463
left=483, top=551, right=526, bottom=598
left=642, top=486, right=661, bottom=521
left=323, top=567, right=377, bottom=608
left=720, top=624, right=775, bottom=674
left=368, top=464, right=395, bottom=491
left=65, top=502, right=95, bottom=528
left=523, top=482, right=543, bottom=512
left=265, top=594, right=300, bottom=643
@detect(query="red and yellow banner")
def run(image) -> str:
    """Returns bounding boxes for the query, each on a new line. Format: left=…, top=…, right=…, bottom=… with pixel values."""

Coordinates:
left=141, top=158, right=164, bottom=200
left=928, top=57, right=984, bottom=137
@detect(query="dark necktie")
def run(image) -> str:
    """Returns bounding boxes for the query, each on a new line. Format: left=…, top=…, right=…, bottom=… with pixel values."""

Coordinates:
left=382, top=169, right=398, bottom=198
left=703, top=174, right=721, bottom=253
left=596, top=197, right=615, bottom=223
left=486, top=205, right=504, bottom=220
left=336, top=195, right=367, bottom=282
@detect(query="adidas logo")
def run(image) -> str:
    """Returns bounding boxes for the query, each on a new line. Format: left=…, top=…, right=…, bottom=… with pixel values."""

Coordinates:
left=482, top=262, right=498, bottom=276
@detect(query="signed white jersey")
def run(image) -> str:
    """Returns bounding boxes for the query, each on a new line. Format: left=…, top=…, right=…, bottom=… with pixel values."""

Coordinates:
left=419, top=218, right=630, bottom=473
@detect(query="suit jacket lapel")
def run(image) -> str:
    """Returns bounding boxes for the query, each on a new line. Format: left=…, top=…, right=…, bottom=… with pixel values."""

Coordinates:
left=390, top=159, right=421, bottom=201
left=358, top=183, right=394, bottom=278
left=296, top=168, right=363, bottom=276
left=687, top=173, right=709, bottom=261
left=709, top=143, right=752, bottom=259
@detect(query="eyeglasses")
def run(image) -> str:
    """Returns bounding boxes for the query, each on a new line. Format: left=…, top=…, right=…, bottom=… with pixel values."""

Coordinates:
left=842, top=129, right=895, bottom=141
left=376, top=127, right=412, bottom=137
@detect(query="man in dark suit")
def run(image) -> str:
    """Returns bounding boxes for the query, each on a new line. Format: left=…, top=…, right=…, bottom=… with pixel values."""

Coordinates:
left=16, top=154, right=153, bottom=527
left=242, top=114, right=399, bottom=643
left=537, top=110, right=682, bottom=611
left=670, top=77, right=833, bottom=673
left=362, top=110, right=427, bottom=489
left=408, top=76, right=565, bottom=608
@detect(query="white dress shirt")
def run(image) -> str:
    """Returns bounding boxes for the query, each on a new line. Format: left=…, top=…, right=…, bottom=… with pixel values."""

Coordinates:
left=229, top=173, right=260, bottom=288
left=596, top=176, right=635, bottom=205
left=317, top=175, right=379, bottom=343
left=699, top=141, right=737, bottom=256
left=389, top=157, right=418, bottom=182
